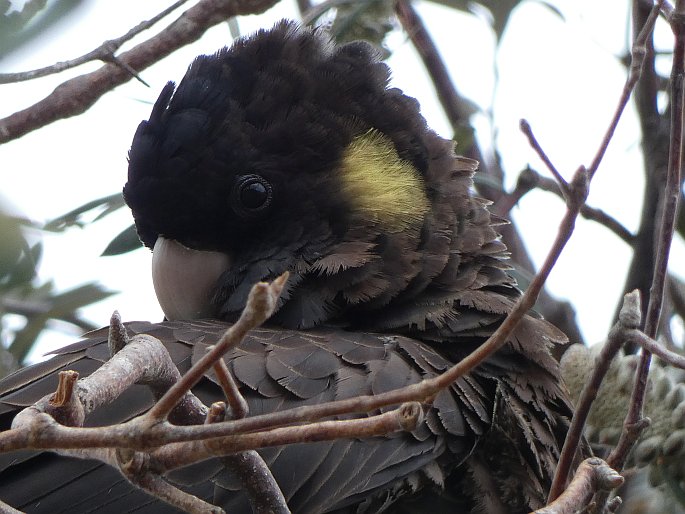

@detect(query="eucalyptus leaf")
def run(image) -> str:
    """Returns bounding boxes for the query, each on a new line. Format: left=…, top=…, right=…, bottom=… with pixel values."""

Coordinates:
left=47, top=283, right=115, bottom=316
left=44, top=192, right=125, bottom=232
left=102, top=224, right=142, bottom=256
left=425, top=0, right=563, bottom=42
left=0, top=0, right=85, bottom=61
left=8, top=316, right=47, bottom=363
left=0, top=242, right=41, bottom=291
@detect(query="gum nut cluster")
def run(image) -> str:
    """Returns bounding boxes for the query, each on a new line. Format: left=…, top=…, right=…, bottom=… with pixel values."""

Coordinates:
left=560, top=343, right=685, bottom=486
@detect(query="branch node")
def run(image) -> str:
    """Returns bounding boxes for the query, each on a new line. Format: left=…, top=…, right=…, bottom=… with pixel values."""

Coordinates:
left=567, top=166, right=590, bottom=209
left=607, top=496, right=623, bottom=512
left=618, top=290, right=642, bottom=329
left=586, top=457, right=624, bottom=490
left=211, top=355, right=249, bottom=419
left=519, top=118, right=569, bottom=193
left=105, top=54, right=150, bottom=87
left=50, top=370, right=79, bottom=407
left=108, top=310, right=129, bottom=356
left=206, top=402, right=227, bottom=425
left=398, top=402, right=423, bottom=431
left=46, top=370, right=85, bottom=426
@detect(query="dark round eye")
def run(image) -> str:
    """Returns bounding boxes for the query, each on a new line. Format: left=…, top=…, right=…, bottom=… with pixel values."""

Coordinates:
left=233, top=174, right=273, bottom=214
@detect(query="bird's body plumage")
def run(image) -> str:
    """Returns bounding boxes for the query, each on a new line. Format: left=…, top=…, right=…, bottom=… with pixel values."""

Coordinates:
left=0, top=21, right=577, bottom=513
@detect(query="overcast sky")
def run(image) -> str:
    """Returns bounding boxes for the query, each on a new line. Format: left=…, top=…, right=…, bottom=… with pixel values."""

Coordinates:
left=1, top=0, right=680, bottom=360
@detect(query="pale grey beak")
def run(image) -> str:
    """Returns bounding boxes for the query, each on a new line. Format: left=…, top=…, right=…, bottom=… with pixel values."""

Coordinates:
left=152, top=237, right=230, bottom=320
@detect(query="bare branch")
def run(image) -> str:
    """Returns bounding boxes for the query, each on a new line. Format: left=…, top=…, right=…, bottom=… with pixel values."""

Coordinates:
left=145, top=272, right=288, bottom=423
left=519, top=119, right=569, bottom=193
left=549, top=291, right=643, bottom=501
left=535, top=458, right=623, bottom=514
left=394, top=0, right=472, bottom=133
left=220, top=452, right=290, bottom=514
left=608, top=0, right=682, bottom=474
left=626, top=328, right=685, bottom=367
left=153, top=403, right=423, bottom=473
left=587, top=1, right=663, bottom=177
left=616, top=0, right=668, bottom=342
left=499, top=167, right=635, bottom=244
left=120, top=455, right=225, bottom=514
left=0, top=0, right=192, bottom=85
left=0, top=0, right=280, bottom=144
left=205, top=361, right=289, bottom=514
left=212, top=352, right=249, bottom=419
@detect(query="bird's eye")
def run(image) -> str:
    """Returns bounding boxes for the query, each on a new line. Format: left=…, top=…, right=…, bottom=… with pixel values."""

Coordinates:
left=233, top=174, right=273, bottom=215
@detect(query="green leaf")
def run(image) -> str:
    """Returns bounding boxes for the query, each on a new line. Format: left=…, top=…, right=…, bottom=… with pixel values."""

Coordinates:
left=44, top=192, right=125, bottom=232
left=3, top=282, right=114, bottom=362
left=0, top=242, right=41, bottom=290
left=0, top=0, right=85, bottom=62
left=425, top=0, right=563, bottom=42
left=329, top=0, right=396, bottom=58
left=102, top=224, right=142, bottom=256
left=47, top=283, right=115, bottom=316
left=9, top=316, right=48, bottom=363
left=0, top=211, right=27, bottom=283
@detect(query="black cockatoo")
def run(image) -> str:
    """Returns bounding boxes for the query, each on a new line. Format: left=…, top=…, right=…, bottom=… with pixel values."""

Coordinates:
left=0, top=21, right=577, bottom=514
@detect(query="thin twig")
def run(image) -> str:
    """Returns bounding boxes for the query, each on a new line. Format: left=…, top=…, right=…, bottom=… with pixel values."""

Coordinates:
left=121, top=460, right=225, bottom=514
left=394, top=0, right=471, bottom=133
left=547, top=4, right=665, bottom=502
left=588, top=2, right=663, bottom=177
left=519, top=119, right=570, bottom=193
left=0, top=0, right=279, bottom=144
left=153, top=403, right=422, bottom=473
left=521, top=168, right=635, bottom=245
left=616, top=0, right=668, bottom=341
left=659, top=0, right=675, bottom=17
left=548, top=291, right=642, bottom=502
left=0, top=0, right=191, bottom=84
left=608, top=0, right=683, bottom=472
left=498, top=167, right=635, bottom=244
left=209, top=347, right=286, bottom=512
left=204, top=400, right=290, bottom=514
left=221, top=452, right=290, bottom=514
left=145, top=273, right=287, bottom=423
left=212, top=354, right=249, bottom=419
left=627, top=328, right=685, bottom=367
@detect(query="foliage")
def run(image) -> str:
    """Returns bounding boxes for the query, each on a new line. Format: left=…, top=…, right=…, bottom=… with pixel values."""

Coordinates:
left=0, top=210, right=112, bottom=375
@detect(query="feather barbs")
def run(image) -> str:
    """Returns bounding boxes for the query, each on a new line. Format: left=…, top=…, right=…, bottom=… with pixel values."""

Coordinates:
left=338, top=129, right=429, bottom=232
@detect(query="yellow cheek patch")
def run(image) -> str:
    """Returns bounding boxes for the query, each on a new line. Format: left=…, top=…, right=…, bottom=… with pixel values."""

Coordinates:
left=338, top=129, right=429, bottom=232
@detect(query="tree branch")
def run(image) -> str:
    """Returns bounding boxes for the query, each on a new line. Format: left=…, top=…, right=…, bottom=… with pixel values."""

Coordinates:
left=535, top=458, right=624, bottom=514
left=0, top=0, right=192, bottom=85
left=615, top=0, right=669, bottom=338
left=0, top=0, right=280, bottom=144
left=145, top=273, right=287, bottom=423
left=503, top=166, right=635, bottom=245
left=549, top=291, right=643, bottom=501
left=607, top=0, right=683, bottom=473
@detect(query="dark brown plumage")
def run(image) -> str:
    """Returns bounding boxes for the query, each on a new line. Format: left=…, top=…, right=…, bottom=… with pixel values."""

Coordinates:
left=0, top=21, right=577, bottom=513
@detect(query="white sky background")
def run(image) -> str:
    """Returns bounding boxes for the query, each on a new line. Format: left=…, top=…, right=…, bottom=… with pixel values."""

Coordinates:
left=0, top=0, right=681, bottom=361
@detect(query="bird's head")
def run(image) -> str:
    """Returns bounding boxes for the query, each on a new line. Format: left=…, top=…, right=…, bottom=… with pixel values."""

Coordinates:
left=125, top=21, right=502, bottom=330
